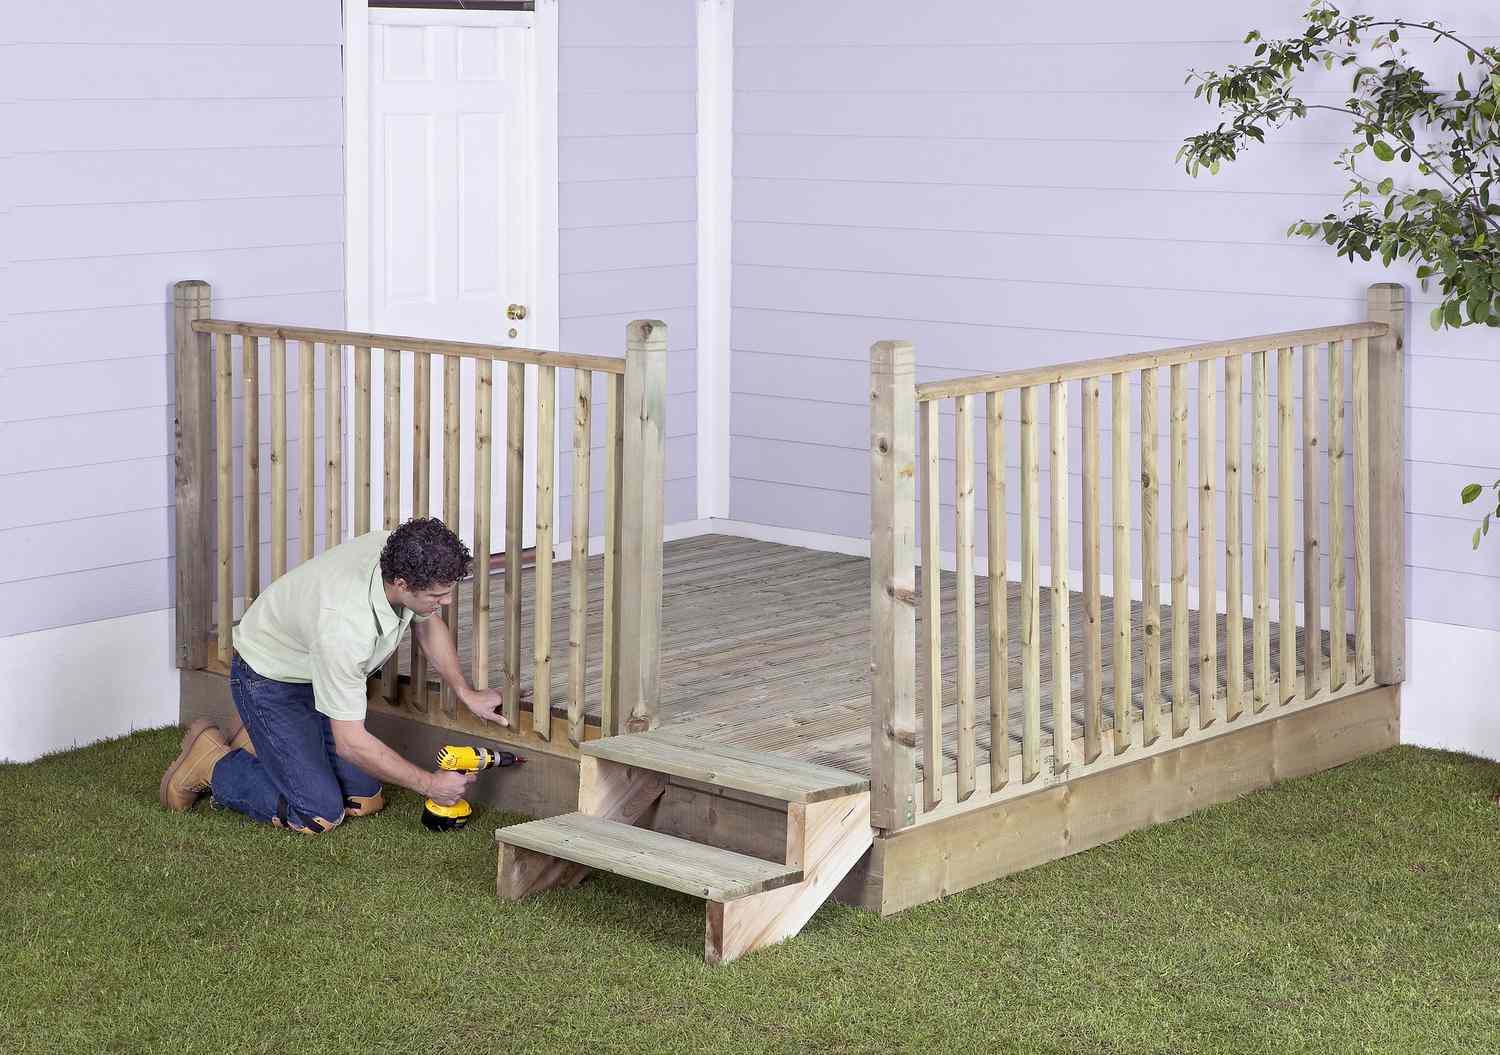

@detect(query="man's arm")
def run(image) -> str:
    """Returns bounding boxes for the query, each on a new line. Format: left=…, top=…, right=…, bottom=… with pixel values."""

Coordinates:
left=413, top=614, right=508, bottom=726
left=329, top=719, right=474, bottom=805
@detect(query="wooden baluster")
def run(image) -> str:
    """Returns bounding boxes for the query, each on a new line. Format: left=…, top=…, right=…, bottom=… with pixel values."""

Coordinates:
left=1251, top=351, right=1271, bottom=712
left=1140, top=367, right=1162, bottom=745
left=1224, top=355, right=1244, bottom=721
left=1111, top=372, right=1132, bottom=753
left=353, top=347, right=372, bottom=537
left=473, top=360, right=494, bottom=703
left=270, top=336, right=287, bottom=582
left=1197, top=360, right=1217, bottom=729
left=568, top=369, right=593, bottom=747
left=1020, top=386, right=1042, bottom=782
left=300, top=341, right=316, bottom=564
left=919, top=398, right=942, bottom=810
left=325, top=344, right=343, bottom=550
left=243, top=335, right=261, bottom=601
left=215, top=333, right=233, bottom=665
left=1278, top=347, right=1297, bottom=705
left=442, top=354, right=461, bottom=719
left=1352, top=337, right=1373, bottom=683
left=505, top=362, right=526, bottom=728
left=1081, top=377, right=1102, bottom=763
left=1169, top=364, right=1189, bottom=737
left=1327, top=342, right=1347, bottom=691
left=601, top=373, right=624, bottom=735
left=1302, top=345, right=1322, bottom=698
left=381, top=348, right=402, bottom=705
left=533, top=366, right=557, bottom=741
left=1050, top=382, right=1072, bottom=773
left=954, top=395, right=977, bottom=800
left=410, top=352, right=432, bottom=710
left=985, top=391, right=1008, bottom=790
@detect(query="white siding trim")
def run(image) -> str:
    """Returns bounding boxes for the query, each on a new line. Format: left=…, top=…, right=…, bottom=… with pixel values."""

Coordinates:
left=696, top=0, right=733, bottom=519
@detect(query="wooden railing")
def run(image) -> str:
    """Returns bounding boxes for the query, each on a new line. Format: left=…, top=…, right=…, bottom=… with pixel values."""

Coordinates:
left=868, top=284, right=1406, bottom=831
left=172, top=280, right=667, bottom=746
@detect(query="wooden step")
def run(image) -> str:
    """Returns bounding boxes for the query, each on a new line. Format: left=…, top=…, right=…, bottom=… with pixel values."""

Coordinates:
left=580, top=730, right=868, bottom=803
left=496, top=813, right=803, bottom=901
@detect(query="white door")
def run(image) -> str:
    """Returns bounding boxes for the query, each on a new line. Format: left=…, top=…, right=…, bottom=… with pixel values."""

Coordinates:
left=367, top=9, right=539, bottom=553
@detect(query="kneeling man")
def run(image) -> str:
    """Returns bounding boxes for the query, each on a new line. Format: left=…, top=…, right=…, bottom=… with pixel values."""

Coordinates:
left=160, top=518, right=509, bottom=832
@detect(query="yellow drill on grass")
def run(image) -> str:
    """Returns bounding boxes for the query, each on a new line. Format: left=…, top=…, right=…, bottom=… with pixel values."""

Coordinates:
left=420, top=745, right=525, bottom=832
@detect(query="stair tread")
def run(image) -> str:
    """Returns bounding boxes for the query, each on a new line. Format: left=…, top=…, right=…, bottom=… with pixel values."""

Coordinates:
left=495, top=813, right=803, bottom=901
left=580, top=730, right=869, bottom=803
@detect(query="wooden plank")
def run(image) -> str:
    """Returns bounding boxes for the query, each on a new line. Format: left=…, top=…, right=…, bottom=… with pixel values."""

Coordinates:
left=496, top=813, right=801, bottom=901
left=1251, top=351, right=1271, bottom=712
left=1140, top=367, right=1161, bottom=745
left=1050, top=382, right=1072, bottom=772
left=1352, top=336, right=1373, bottom=683
left=381, top=347, right=402, bottom=705
left=1278, top=347, right=1297, bottom=705
left=442, top=354, right=462, bottom=718
left=195, top=318, right=626, bottom=375
left=569, top=369, right=593, bottom=747
left=1366, top=285, right=1405, bottom=684
left=473, top=360, right=494, bottom=693
left=1081, top=377, right=1102, bottom=763
left=214, top=332, right=233, bottom=666
left=954, top=394, right=977, bottom=800
left=581, top=732, right=869, bottom=803
left=1169, top=364, right=1189, bottom=737
left=1327, top=341, right=1347, bottom=691
left=1020, top=386, right=1042, bottom=782
left=1111, top=373, right=1132, bottom=754
left=300, top=341, right=316, bottom=563
left=618, top=320, right=668, bottom=734
left=505, top=361, right=525, bottom=728
left=269, top=335, right=287, bottom=581
left=533, top=365, right=557, bottom=741
left=325, top=345, right=343, bottom=548
left=985, top=390, right=1008, bottom=789
left=1197, top=359, right=1217, bottom=729
left=410, top=352, right=432, bottom=708
left=601, top=373, right=624, bottom=735
left=353, top=346, right=371, bottom=537
left=172, top=281, right=213, bottom=670
left=919, top=398, right=942, bottom=811
left=914, top=322, right=1386, bottom=401
left=242, top=333, right=261, bottom=601
left=1302, top=344, right=1322, bottom=699
left=1224, top=355, right=1244, bottom=721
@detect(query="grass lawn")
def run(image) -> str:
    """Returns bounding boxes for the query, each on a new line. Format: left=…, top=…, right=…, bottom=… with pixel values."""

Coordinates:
left=2, top=730, right=1498, bottom=1055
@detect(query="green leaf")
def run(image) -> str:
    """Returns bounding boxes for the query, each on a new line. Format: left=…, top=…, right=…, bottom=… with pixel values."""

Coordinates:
left=1377, top=177, right=1394, bottom=195
left=1430, top=305, right=1444, bottom=330
left=1372, top=141, right=1396, bottom=162
left=1445, top=300, right=1463, bottom=328
left=1463, top=483, right=1483, bottom=504
left=1476, top=527, right=1483, bottom=550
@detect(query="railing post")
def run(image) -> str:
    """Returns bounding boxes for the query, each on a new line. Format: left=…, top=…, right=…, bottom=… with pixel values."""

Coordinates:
left=173, top=280, right=213, bottom=670
left=618, top=320, right=667, bottom=734
left=1366, top=283, right=1407, bottom=684
left=869, top=340, right=918, bottom=830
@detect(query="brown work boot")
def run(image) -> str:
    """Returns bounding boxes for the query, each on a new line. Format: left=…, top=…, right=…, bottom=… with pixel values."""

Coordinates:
left=223, top=719, right=256, bottom=757
left=159, top=719, right=230, bottom=812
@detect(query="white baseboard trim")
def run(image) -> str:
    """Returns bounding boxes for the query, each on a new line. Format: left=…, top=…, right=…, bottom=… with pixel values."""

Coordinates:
left=1400, top=620, right=1500, bottom=761
left=0, top=608, right=178, bottom=763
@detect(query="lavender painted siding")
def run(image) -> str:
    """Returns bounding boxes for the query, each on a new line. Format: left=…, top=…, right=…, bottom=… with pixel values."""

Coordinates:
left=729, top=0, right=1500, bottom=631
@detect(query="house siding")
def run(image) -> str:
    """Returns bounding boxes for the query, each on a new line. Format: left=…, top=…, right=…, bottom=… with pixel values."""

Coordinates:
left=729, top=0, right=1500, bottom=632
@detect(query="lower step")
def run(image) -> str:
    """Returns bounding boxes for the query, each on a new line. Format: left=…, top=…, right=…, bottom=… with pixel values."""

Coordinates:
left=496, top=813, right=803, bottom=901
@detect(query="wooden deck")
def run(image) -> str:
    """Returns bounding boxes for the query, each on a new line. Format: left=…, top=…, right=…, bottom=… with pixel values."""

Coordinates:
left=419, top=534, right=1333, bottom=779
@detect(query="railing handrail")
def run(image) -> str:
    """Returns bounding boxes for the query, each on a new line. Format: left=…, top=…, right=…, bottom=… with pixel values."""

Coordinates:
left=913, top=321, right=1388, bottom=402
left=191, top=318, right=627, bottom=375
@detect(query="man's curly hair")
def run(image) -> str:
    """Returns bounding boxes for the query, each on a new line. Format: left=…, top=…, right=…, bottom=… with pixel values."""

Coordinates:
left=379, top=518, right=472, bottom=590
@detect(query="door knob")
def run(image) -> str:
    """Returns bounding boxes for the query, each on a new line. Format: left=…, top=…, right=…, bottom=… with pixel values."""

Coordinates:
left=507, top=304, right=528, bottom=321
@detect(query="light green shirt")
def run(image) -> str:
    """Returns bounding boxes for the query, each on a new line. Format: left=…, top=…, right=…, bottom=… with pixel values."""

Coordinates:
left=232, top=530, right=426, bottom=721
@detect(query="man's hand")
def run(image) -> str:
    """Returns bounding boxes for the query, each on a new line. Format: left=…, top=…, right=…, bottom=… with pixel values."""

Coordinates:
left=427, top=769, right=476, bottom=806
left=459, top=686, right=509, bottom=727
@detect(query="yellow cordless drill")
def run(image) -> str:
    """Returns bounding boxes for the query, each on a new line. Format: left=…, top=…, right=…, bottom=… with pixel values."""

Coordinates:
left=420, top=744, right=525, bottom=832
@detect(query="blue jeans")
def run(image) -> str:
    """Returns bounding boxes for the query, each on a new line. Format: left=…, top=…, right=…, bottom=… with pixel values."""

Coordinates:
left=212, top=654, right=382, bottom=832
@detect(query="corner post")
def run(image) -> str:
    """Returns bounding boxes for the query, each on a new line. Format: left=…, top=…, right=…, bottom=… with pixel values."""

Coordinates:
left=618, top=320, right=668, bottom=733
left=1366, top=283, right=1406, bottom=684
left=173, top=280, right=214, bottom=670
left=869, top=340, right=918, bottom=830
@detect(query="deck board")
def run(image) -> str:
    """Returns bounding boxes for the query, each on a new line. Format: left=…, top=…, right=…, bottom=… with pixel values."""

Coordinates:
left=415, top=535, right=1338, bottom=779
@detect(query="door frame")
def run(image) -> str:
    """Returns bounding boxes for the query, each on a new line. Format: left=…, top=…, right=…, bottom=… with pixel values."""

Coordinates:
left=342, top=0, right=560, bottom=552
